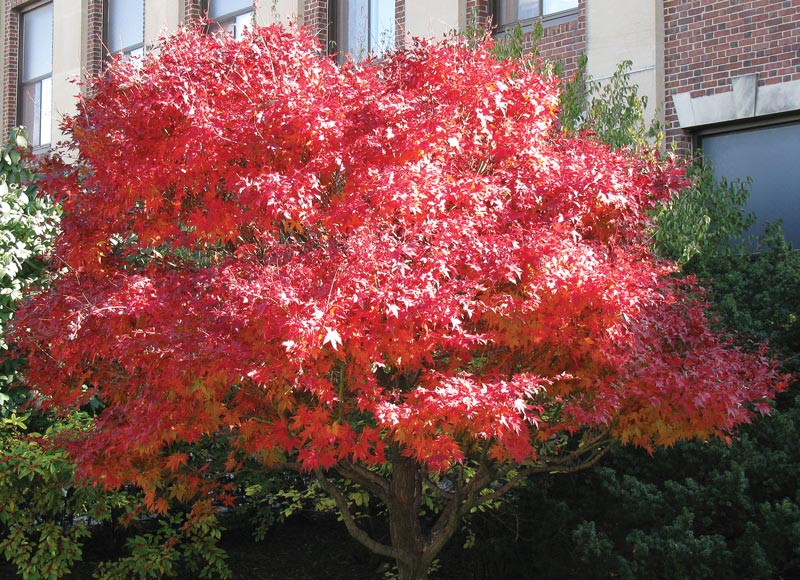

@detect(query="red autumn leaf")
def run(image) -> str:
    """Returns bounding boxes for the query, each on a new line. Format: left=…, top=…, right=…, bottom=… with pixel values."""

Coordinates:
left=164, top=452, right=189, bottom=473
left=10, top=23, right=789, bottom=578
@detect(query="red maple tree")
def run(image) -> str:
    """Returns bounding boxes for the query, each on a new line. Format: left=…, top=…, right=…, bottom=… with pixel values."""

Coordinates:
left=14, top=25, right=786, bottom=580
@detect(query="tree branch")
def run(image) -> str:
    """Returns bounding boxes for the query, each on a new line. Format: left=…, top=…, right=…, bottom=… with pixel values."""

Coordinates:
left=462, top=431, right=615, bottom=511
left=315, top=469, right=401, bottom=561
left=467, top=467, right=529, bottom=510
left=425, top=461, right=493, bottom=554
left=528, top=439, right=612, bottom=475
left=336, top=461, right=390, bottom=502
left=425, top=491, right=464, bottom=558
left=269, top=461, right=303, bottom=471
left=422, top=472, right=455, bottom=501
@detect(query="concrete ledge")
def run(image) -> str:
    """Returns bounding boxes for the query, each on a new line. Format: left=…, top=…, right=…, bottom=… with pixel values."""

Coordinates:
left=672, top=74, right=800, bottom=129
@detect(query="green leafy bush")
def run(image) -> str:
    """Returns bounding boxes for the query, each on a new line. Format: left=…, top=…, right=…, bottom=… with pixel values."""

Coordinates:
left=0, top=128, right=59, bottom=411
left=0, top=413, right=133, bottom=580
left=0, top=130, right=231, bottom=580
left=464, top=33, right=800, bottom=580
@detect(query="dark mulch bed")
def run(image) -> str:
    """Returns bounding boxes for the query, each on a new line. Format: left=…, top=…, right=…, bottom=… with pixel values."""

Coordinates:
left=1, top=513, right=483, bottom=580
left=222, top=514, right=385, bottom=580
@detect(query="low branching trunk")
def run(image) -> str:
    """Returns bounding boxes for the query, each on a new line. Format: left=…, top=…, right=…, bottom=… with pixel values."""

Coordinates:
left=388, top=456, right=434, bottom=580
left=317, top=455, right=461, bottom=580
left=317, top=436, right=613, bottom=580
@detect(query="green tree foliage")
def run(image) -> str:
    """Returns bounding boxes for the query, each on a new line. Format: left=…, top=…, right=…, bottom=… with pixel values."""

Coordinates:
left=689, top=224, right=800, bottom=365
left=559, top=60, right=663, bottom=150
left=651, top=162, right=754, bottom=266
left=0, top=128, right=59, bottom=410
left=0, top=413, right=131, bottom=580
left=464, top=40, right=800, bottom=580
left=0, top=131, right=231, bottom=580
left=471, top=388, right=800, bottom=580
left=0, top=130, right=95, bottom=580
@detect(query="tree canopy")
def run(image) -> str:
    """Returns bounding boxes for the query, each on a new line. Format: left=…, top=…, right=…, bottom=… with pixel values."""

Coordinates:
left=12, top=24, right=786, bottom=580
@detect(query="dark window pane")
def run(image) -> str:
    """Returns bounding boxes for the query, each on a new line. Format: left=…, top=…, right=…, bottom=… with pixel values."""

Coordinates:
left=518, top=0, right=539, bottom=19
left=214, top=10, right=253, bottom=39
left=702, top=122, right=800, bottom=246
left=494, top=1, right=539, bottom=26
left=347, top=0, right=369, bottom=59
left=20, top=82, right=41, bottom=143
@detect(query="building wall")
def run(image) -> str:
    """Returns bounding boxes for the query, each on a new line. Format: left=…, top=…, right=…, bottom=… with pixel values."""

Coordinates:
left=51, top=0, right=82, bottom=143
left=405, top=0, right=458, bottom=39
left=664, top=0, right=800, bottom=150
left=3, top=0, right=192, bottom=146
left=0, top=2, right=5, bottom=137
left=2, top=1, right=23, bottom=143
left=303, top=0, right=328, bottom=49
left=144, top=0, right=181, bottom=46
left=536, top=8, right=585, bottom=81
left=480, top=0, right=586, bottom=81
left=586, top=0, right=664, bottom=132
left=3, top=1, right=798, bottom=155
left=1, top=1, right=586, bottom=145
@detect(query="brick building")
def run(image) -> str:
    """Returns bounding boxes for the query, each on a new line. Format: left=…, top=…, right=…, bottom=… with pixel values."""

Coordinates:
left=2, top=0, right=799, bottom=240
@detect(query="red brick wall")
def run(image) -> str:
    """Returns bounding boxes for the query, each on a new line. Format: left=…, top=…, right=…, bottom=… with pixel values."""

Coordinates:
left=86, top=0, right=104, bottom=84
left=304, top=0, right=329, bottom=50
left=2, top=0, right=28, bottom=140
left=474, top=1, right=586, bottom=81
left=467, top=0, right=490, bottom=27
left=395, top=0, right=405, bottom=49
left=185, top=0, right=205, bottom=26
left=664, top=0, right=800, bottom=150
left=533, top=7, right=585, bottom=81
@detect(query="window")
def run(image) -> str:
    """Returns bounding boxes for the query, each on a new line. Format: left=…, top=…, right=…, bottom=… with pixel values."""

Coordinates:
left=208, top=0, right=254, bottom=40
left=19, top=2, right=53, bottom=148
left=105, top=0, right=144, bottom=60
left=700, top=121, right=800, bottom=246
left=491, top=0, right=578, bottom=27
left=332, top=0, right=396, bottom=61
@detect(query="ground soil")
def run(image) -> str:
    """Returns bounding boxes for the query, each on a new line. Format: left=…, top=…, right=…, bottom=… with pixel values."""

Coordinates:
left=0, top=513, right=481, bottom=580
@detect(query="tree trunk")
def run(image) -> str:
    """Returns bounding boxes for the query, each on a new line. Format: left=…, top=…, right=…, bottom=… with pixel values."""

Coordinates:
left=397, top=558, right=431, bottom=580
left=388, top=455, right=433, bottom=580
left=321, top=455, right=471, bottom=580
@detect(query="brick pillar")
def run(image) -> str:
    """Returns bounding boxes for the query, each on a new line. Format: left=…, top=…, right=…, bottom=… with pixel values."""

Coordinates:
left=85, top=0, right=104, bottom=85
left=2, top=1, right=26, bottom=140
left=395, top=0, right=405, bottom=49
left=185, top=0, right=205, bottom=26
left=466, top=0, right=491, bottom=28
left=303, top=0, right=328, bottom=51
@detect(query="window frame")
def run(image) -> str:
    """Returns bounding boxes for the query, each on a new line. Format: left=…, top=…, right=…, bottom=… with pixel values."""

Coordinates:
left=103, top=0, right=145, bottom=60
left=490, top=0, right=578, bottom=33
left=206, top=0, right=255, bottom=39
left=696, top=115, right=800, bottom=248
left=18, top=0, right=53, bottom=149
left=329, top=0, right=397, bottom=62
